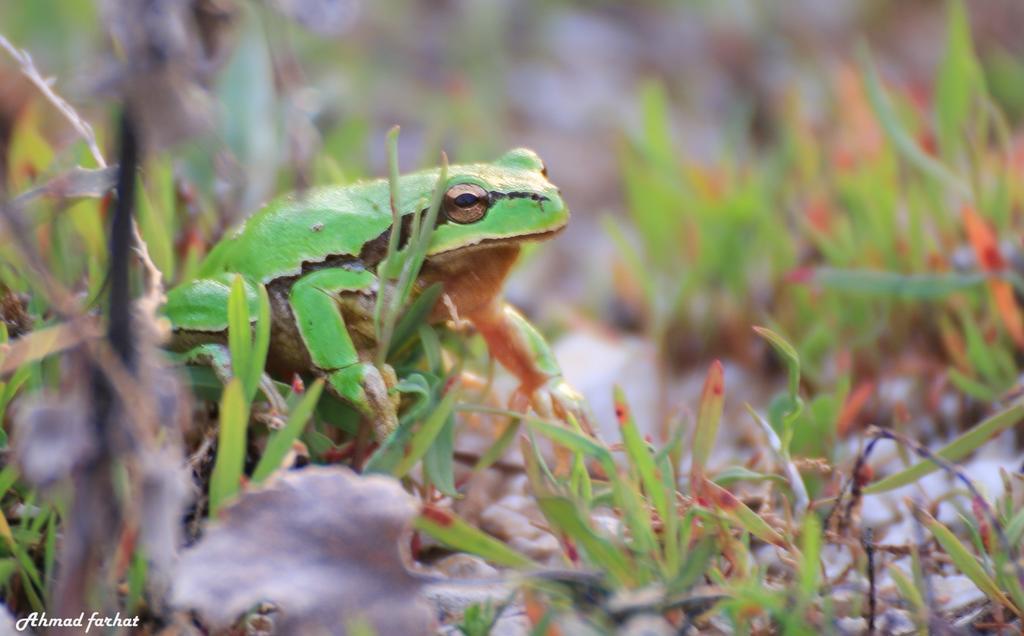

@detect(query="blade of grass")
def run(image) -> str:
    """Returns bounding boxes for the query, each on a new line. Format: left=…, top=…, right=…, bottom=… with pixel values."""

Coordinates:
left=799, top=513, right=821, bottom=598
left=415, top=504, right=536, bottom=568
left=702, top=479, right=791, bottom=551
left=423, top=414, right=457, bottom=496
left=247, top=283, right=272, bottom=402
left=523, top=415, right=616, bottom=476
left=227, top=274, right=252, bottom=395
left=919, top=509, right=1020, bottom=616
left=388, top=282, right=443, bottom=357
left=657, top=452, right=681, bottom=577
left=859, top=44, right=971, bottom=199
left=690, top=360, right=725, bottom=490
left=374, top=136, right=447, bottom=365
left=614, top=387, right=668, bottom=521
left=811, top=268, right=985, bottom=299
left=865, top=402, right=1024, bottom=493
left=209, top=378, right=249, bottom=516
left=535, top=495, right=638, bottom=587
left=392, top=381, right=460, bottom=477
left=935, top=0, right=982, bottom=160
left=752, top=328, right=799, bottom=401
left=889, top=566, right=927, bottom=627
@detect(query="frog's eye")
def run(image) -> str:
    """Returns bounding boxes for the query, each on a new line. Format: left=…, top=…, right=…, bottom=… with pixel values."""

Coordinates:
left=444, top=183, right=489, bottom=224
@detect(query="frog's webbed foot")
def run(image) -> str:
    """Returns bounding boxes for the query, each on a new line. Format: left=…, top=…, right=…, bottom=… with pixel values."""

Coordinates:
left=325, top=362, right=398, bottom=442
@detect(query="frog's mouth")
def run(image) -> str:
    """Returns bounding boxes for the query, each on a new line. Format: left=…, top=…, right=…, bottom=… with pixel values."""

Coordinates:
left=429, top=225, right=566, bottom=259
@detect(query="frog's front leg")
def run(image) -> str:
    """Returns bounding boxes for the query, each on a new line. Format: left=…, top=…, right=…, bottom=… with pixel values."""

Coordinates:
left=290, top=268, right=398, bottom=440
left=468, top=299, right=593, bottom=434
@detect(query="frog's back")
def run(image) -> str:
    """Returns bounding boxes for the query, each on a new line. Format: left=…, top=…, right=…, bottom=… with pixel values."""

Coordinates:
left=199, top=176, right=431, bottom=283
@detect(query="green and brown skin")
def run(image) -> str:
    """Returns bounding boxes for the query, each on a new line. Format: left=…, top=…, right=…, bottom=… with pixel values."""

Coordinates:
left=163, top=149, right=589, bottom=439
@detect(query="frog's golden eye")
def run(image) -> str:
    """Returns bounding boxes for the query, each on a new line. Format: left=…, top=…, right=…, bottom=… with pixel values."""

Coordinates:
left=444, top=183, right=489, bottom=224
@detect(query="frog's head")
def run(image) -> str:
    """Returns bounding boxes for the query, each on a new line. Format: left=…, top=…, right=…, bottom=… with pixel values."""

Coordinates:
left=425, top=148, right=568, bottom=256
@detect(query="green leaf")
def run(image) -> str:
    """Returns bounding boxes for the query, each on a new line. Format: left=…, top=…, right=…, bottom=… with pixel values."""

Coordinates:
left=388, top=283, right=443, bottom=358
left=865, top=403, right=1024, bottom=493
left=423, top=414, right=457, bottom=496
left=0, top=466, right=19, bottom=499
left=669, top=533, right=716, bottom=593
left=691, top=360, right=725, bottom=484
left=392, top=383, right=460, bottom=477
left=703, top=480, right=791, bottom=551
left=136, top=178, right=175, bottom=282
left=614, top=387, right=669, bottom=523
left=799, top=514, right=821, bottom=598
left=247, top=283, right=272, bottom=403
left=209, top=379, right=249, bottom=517
left=753, top=327, right=800, bottom=404
left=0, top=558, right=16, bottom=587
left=126, top=549, right=147, bottom=614
left=920, top=509, right=1020, bottom=615
left=889, top=566, right=926, bottom=622
left=610, top=467, right=659, bottom=557
left=657, top=452, right=680, bottom=576
left=0, top=366, right=32, bottom=428
left=524, top=416, right=616, bottom=477
left=227, top=274, right=252, bottom=395
left=935, top=0, right=982, bottom=160
left=252, top=379, right=325, bottom=483
left=812, top=268, right=985, bottom=300
left=860, top=44, right=970, bottom=199
left=713, top=466, right=790, bottom=491
left=946, top=367, right=1000, bottom=402
left=1006, top=506, right=1024, bottom=545
left=414, top=507, right=535, bottom=568
left=374, top=133, right=447, bottom=365
left=536, top=495, right=638, bottom=587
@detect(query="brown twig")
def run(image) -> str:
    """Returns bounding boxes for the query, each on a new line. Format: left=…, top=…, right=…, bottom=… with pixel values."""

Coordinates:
left=55, top=108, right=140, bottom=618
left=862, top=527, right=876, bottom=635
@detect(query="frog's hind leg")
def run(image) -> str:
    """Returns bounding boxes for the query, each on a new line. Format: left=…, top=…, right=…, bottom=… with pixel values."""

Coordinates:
left=289, top=268, right=397, bottom=440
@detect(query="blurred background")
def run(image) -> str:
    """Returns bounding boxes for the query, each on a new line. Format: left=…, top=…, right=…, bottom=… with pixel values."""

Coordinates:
left=4, top=0, right=1024, bottom=439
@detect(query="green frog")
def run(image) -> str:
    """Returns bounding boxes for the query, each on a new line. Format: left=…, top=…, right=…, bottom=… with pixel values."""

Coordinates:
left=163, top=149, right=588, bottom=439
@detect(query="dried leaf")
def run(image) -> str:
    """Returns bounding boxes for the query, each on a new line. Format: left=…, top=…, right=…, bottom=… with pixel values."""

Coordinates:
left=172, top=466, right=433, bottom=634
left=13, top=393, right=94, bottom=489
left=137, top=447, right=192, bottom=606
